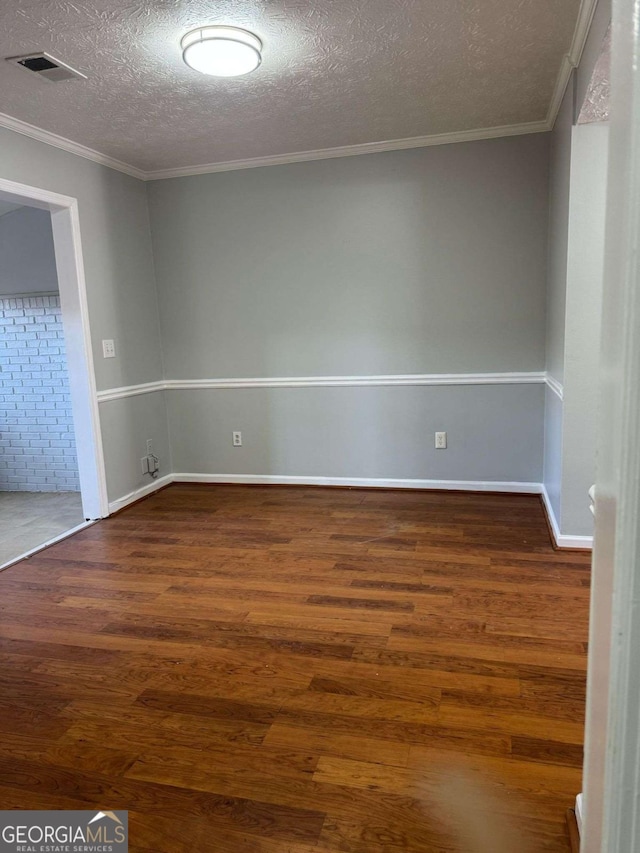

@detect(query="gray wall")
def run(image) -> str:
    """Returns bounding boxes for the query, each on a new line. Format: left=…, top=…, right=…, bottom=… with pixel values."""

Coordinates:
left=99, top=391, right=171, bottom=502
left=168, top=384, right=544, bottom=484
left=0, top=7, right=611, bottom=515
left=0, top=127, right=170, bottom=502
left=0, top=129, right=162, bottom=392
left=148, top=135, right=549, bottom=379
left=0, top=207, right=58, bottom=295
left=0, top=127, right=551, bottom=502
left=148, top=135, right=549, bottom=487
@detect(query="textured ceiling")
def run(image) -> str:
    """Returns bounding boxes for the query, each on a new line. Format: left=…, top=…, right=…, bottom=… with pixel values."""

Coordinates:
left=0, top=0, right=581, bottom=172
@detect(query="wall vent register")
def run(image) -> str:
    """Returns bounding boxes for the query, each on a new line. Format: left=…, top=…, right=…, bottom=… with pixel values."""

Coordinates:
left=6, top=52, right=87, bottom=82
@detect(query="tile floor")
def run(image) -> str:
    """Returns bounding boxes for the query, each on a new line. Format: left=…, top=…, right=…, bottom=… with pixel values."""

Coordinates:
left=0, top=491, right=85, bottom=568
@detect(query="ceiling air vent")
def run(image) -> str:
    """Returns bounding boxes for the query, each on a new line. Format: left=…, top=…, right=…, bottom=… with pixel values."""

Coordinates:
left=6, top=52, right=87, bottom=82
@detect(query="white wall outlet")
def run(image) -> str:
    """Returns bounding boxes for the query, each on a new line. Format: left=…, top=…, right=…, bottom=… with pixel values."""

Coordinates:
left=232, top=431, right=242, bottom=447
left=435, top=431, right=447, bottom=449
left=146, top=439, right=153, bottom=455
left=102, top=339, right=116, bottom=359
left=141, top=456, right=149, bottom=474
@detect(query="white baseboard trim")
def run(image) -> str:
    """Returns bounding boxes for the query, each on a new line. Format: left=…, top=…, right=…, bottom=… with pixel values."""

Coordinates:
left=108, top=474, right=173, bottom=514
left=575, top=793, right=583, bottom=836
left=173, top=472, right=543, bottom=493
left=106, top=475, right=594, bottom=550
left=107, top=473, right=543, bottom=517
left=541, top=484, right=594, bottom=550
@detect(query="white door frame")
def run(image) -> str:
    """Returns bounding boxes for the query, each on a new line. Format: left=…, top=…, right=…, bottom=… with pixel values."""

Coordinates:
left=0, top=177, right=108, bottom=519
left=582, top=0, right=640, bottom=849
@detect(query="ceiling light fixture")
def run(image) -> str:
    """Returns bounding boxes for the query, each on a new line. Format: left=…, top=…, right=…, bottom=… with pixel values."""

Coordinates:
left=181, top=26, right=262, bottom=77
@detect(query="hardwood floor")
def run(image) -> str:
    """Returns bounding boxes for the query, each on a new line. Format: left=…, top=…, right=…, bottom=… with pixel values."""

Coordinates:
left=0, top=484, right=591, bottom=852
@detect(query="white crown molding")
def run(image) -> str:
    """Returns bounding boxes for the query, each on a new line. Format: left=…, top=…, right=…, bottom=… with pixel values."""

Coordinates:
left=545, top=373, right=564, bottom=401
left=0, top=111, right=146, bottom=180
left=143, top=121, right=550, bottom=181
left=545, top=0, right=600, bottom=130
left=96, top=371, right=547, bottom=402
left=0, top=110, right=549, bottom=182
left=568, top=0, right=601, bottom=69
left=546, top=55, right=577, bottom=133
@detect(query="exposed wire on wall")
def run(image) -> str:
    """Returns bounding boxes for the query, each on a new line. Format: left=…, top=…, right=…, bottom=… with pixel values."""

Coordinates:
left=149, top=454, right=159, bottom=479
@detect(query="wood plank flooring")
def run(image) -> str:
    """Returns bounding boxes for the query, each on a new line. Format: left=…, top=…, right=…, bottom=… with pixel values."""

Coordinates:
left=0, top=484, right=591, bottom=852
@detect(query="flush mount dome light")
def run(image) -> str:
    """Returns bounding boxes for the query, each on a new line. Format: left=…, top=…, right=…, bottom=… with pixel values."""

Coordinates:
left=181, top=26, right=262, bottom=77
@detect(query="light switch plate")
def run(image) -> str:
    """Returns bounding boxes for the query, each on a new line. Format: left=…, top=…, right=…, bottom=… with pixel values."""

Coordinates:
left=102, top=339, right=116, bottom=359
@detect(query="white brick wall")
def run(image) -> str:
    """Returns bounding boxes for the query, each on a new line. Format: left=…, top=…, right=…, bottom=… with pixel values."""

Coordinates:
left=0, top=294, right=80, bottom=492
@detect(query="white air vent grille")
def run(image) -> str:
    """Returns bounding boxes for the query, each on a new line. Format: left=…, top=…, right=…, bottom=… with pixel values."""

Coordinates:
left=6, top=52, right=86, bottom=82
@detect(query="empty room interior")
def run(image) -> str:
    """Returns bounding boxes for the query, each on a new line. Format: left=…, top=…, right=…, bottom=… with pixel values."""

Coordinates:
left=0, top=0, right=635, bottom=851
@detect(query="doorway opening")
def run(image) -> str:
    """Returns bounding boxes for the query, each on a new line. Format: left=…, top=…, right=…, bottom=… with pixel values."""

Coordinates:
left=0, top=178, right=108, bottom=569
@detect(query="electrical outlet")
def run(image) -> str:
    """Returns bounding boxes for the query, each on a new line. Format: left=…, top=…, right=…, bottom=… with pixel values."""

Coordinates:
left=146, top=439, right=153, bottom=455
left=102, top=339, right=116, bottom=359
left=435, top=431, right=447, bottom=449
left=141, top=456, right=149, bottom=474
left=232, top=431, right=242, bottom=447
